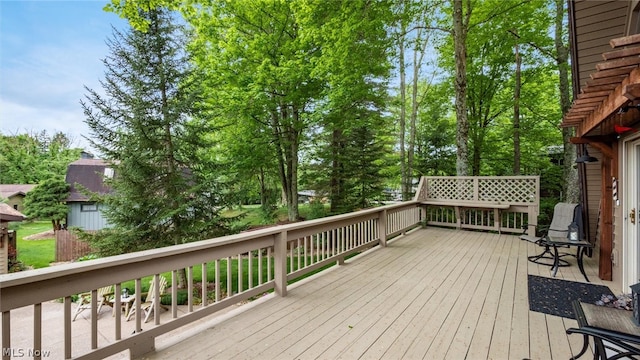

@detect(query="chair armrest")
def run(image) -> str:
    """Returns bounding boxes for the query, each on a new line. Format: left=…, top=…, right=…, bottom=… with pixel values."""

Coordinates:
left=519, top=234, right=542, bottom=244
left=521, top=223, right=550, bottom=237
left=567, top=326, right=640, bottom=357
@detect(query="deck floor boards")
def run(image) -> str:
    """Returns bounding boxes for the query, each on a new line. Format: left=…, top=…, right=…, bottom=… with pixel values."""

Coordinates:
left=142, top=227, right=618, bottom=360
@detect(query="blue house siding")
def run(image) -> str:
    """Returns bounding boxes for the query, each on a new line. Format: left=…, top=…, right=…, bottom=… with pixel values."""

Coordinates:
left=67, top=203, right=110, bottom=231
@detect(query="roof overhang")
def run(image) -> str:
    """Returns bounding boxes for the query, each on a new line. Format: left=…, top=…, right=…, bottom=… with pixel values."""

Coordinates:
left=561, top=34, right=640, bottom=139
left=0, top=203, right=26, bottom=222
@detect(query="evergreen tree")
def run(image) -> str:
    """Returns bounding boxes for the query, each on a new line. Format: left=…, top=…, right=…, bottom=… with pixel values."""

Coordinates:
left=80, top=8, right=234, bottom=259
left=23, top=177, right=70, bottom=231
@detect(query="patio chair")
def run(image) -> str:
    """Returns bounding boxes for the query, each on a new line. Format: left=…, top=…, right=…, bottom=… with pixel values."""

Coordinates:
left=72, top=285, right=114, bottom=321
left=126, top=276, right=168, bottom=323
left=520, top=202, right=583, bottom=266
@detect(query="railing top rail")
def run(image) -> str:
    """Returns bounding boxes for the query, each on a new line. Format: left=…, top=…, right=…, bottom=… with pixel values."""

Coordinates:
left=0, top=200, right=418, bottom=288
left=420, top=175, right=539, bottom=180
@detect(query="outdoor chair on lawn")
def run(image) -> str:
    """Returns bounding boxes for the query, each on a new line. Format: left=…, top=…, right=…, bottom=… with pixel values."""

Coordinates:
left=520, top=202, right=583, bottom=266
left=72, top=285, right=114, bottom=321
left=126, top=276, right=168, bottom=323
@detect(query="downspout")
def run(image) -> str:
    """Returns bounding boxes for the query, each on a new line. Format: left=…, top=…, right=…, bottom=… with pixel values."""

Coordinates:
left=567, top=0, right=580, bottom=96
left=567, top=0, right=593, bottom=253
left=567, top=0, right=596, bottom=264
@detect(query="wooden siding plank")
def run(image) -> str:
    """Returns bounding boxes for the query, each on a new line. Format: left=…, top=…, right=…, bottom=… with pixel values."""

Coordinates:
left=577, top=28, right=629, bottom=52
left=574, top=0, right=628, bottom=16
left=575, top=19, right=626, bottom=38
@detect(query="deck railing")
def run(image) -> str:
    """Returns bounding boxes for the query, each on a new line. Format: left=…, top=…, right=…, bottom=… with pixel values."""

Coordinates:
left=414, top=176, right=540, bottom=235
left=0, top=202, right=421, bottom=360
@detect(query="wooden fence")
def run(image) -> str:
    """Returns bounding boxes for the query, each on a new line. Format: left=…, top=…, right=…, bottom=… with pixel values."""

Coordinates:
left=55, top=230, right=92, bottom=262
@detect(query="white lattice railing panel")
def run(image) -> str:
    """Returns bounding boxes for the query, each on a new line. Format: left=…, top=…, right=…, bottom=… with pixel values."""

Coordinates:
left=426, top=178, right=474, bottom=201
left=414, top=176, right=539, bottom=235
left=415, top=176, right=539, bottom=205
left=478, top=178, right=538, bottom=203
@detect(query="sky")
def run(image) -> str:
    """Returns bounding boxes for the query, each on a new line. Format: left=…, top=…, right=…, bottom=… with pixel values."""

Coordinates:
left=0, top=0, right=128, bottom=152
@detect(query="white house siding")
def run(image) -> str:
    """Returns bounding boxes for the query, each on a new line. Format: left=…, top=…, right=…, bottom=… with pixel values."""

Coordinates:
left=67, top=203, right=110, bottom=231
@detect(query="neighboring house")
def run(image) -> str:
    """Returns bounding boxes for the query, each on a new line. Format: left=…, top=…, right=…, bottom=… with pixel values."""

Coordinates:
left=562, top=1, right=640, bottom=290
left=0, top=203, right=26, bottom=274
left=65, top=158, right=113, bottom=231
left=0, top=184, right=36, bottom=213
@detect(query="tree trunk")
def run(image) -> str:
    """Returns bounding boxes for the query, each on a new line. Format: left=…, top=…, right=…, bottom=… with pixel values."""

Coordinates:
left=398, top=20, right=408, bottom=199
left=287, top=106, right=300, bottom=221
left=330, top=129, right=345, bottom=213
left=177, top=268, right=187, bottom=289
left=513, top=38, right=521, bottom=175
left=453, top=0, right=470, bottom=176
left=408, top=33, right=421, bottom=198
left=555, top=0, right=578, bottom=202
left=269, top=98, right=300, bottom=221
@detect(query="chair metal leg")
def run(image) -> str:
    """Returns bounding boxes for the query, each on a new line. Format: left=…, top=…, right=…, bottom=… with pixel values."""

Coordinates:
left=570, top=334, right=590, bottom=360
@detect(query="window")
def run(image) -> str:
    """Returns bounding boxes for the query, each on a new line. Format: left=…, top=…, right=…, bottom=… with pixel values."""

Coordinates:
left=13, top=204, right=18, bottom=210
left=81, top=203, right=98, bottom=212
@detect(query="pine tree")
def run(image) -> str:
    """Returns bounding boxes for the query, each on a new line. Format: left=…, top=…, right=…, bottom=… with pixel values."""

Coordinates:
left=80, top=8, right=234, bottom=261
left=23, top=177, right=70, bottom=231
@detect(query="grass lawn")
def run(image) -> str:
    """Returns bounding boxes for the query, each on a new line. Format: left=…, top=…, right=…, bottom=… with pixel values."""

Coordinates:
left=11, top=220, right=56, bottom=269
left=11, top=203, right=329, bottom=271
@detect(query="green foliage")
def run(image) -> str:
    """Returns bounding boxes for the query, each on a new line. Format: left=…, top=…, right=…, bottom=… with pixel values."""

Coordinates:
left=22, top=177, right=70, bottom=231
left=0, top=132, right=81, bottom=184
left=103, top=0, right=567, bottom=220
left=81, top=8, right=236, bottom=256
left=306, top=200, right=327, bottom=220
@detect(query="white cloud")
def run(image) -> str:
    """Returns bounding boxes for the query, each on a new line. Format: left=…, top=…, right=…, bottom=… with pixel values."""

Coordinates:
left=0, top=1, right=126, bottom=154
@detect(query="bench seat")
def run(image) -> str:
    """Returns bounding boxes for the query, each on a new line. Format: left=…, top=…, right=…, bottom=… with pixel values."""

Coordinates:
left=421, top=200, right=511, bottom=209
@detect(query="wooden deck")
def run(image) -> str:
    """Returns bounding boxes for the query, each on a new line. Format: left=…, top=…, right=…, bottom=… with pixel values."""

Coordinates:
left=142, top=227, right=619, bottom=360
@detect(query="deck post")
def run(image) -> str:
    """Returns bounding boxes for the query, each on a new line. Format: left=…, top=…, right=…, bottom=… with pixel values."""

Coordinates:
left=274, top=230, right=288, bottom=297
left=129, top=333, right=155, bottom=359
left=2, top=311, right=9, bottom=360
left=378, top=209, right=387, bottom=247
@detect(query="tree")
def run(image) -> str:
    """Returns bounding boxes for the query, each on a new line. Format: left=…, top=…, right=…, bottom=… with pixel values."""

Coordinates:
left=452, top=0, right=471, bottom=176
left=23, top=177, right=69, bottom=231
left=183, top=1, right=324, bottom=221
left=0, top=132, right=81, bottom=184
left=296, top=0, right=393, bottom=213
left=392, top=0, right=441, bottom=199
left=81, top=8, right=235, bottom=279
left=554, top=0, right=578, bottom=202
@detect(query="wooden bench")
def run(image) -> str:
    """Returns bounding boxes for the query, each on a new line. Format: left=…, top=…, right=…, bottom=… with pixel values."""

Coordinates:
left=421, top=200, right=511, bottom=233
left=568, top=301, right=640, bottom=359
